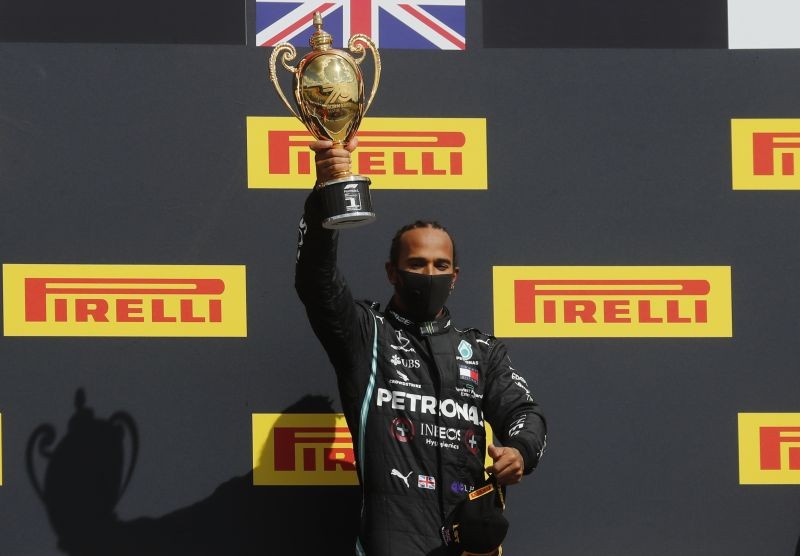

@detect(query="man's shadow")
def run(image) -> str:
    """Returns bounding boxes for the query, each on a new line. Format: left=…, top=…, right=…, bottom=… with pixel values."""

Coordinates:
left=27, top=390, right=362, bottom=555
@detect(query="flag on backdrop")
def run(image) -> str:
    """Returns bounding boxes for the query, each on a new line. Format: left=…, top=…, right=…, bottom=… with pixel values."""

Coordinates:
left=256, top=0, right=466, bottom=50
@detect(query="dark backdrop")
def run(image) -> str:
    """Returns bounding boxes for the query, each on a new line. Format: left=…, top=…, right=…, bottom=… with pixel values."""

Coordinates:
left=1, top=1, right=799, bottom=554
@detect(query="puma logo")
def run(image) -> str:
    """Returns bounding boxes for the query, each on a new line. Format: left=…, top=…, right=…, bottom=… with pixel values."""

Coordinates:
left=390, top=469, right=413, bottom=488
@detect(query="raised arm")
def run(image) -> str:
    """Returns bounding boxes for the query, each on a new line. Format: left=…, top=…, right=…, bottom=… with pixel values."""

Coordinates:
left=294, top=139, right=369, bottom=371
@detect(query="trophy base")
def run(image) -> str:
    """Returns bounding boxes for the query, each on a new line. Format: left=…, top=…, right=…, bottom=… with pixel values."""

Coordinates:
left=318, top=175, right=376, bottom=229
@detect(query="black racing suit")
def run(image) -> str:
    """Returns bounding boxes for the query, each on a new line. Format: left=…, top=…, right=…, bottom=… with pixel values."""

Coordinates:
left=295, top=190, right=547, bottom=556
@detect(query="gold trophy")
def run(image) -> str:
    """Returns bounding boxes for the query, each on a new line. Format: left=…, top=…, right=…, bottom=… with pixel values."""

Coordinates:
left=269, top=12, right=381, bottom=229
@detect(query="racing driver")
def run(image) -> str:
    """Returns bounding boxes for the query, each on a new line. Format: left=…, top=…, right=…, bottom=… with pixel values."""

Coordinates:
left=295, top=138, right=547, bottom=556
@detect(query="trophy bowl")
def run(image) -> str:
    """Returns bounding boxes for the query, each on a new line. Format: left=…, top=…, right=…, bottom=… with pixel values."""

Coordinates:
left=269, top=12, right=381, bottom=229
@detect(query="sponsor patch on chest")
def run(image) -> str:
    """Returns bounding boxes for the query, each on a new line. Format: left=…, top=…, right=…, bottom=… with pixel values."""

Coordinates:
left=459, top=366, right=479, bottom=386
left=376, top=388, right=483, bottom=426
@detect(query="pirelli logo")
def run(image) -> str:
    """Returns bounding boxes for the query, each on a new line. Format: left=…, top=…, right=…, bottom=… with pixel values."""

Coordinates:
left=739, top=413, right=800, bottom=484
left=252, top=414, right=358, bottom=486
left=493, top=266, right=732, bottom=338
left=732, top=119, right=800, bottom=190
left=468, top=482, right=494, bottom=501
left=246, top=117, right=487, bottom=189
left=2, top=264, right=247, bottom=337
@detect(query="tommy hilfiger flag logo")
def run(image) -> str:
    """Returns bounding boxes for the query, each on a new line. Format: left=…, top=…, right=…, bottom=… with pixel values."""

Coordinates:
left=459, top=367, right=478, bottom=385
left=256, top=0, right=466, bottom=49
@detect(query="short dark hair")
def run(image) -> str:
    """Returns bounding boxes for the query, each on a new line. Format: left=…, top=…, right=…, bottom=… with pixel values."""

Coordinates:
left=388, top=221, right=458, bottom=267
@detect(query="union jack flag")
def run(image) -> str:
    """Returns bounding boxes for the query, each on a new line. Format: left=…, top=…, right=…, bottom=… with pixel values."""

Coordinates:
left=417, top=474, right=436, bottom=489
left=256, top=0, right=466, bottom=50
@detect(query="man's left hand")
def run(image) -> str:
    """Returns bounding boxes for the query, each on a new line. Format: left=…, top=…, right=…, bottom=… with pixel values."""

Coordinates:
left=486, top=444, right=524, bottom=486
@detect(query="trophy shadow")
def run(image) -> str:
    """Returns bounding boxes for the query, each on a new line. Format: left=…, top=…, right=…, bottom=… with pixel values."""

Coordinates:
left=795, top=531, right=800, bottom=556
left=27, top=390, right=361, bottom=556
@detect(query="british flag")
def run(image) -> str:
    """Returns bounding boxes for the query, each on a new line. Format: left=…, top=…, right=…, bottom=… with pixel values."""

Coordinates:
left=417, top=474, right=436, bottom=489
left=255, top=0, right=466, bottom=50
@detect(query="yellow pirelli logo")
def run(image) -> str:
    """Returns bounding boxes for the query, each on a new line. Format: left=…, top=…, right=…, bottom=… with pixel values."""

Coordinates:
left=252, top=413, right=493, bottom=486
left=493, top=266, right=732, bottom=338
left=253, top=414, right=358, bottom=486
left=246, top=117, right=487, bottom=189
left=732, top=119, right=800, bottom=190
left=739, top=413, right=800, bottom=485
left=3, top=264, right=247, bottom=337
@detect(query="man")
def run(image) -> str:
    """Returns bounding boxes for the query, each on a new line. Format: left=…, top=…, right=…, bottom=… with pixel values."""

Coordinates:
left=295, top=139, right=546, bottom=555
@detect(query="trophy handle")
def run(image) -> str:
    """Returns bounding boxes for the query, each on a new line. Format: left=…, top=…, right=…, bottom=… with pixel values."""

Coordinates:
left=349, top=34, right=381, bottom=116
left=268, top=43, right=301, bottom=119
left=26, top=424, right=57, bottom=501
left=109, top=411, right=139, bottom=503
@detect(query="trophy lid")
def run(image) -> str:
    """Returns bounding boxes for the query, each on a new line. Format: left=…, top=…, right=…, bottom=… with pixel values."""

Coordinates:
left=309, top=12, right=333, bottom=50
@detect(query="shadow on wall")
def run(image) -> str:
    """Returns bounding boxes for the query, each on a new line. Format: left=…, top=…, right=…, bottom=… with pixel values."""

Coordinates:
left=27, top=390, right=361, bottom=555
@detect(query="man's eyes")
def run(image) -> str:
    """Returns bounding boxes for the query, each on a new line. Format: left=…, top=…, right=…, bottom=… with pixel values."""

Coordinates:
left=406, top=260, right=450, bottom=270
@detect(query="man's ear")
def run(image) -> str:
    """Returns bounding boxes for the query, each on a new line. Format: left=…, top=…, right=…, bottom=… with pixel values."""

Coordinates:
left=385, top=261, right=397, bottom=286
left=450, top=266, right=460, bottom=290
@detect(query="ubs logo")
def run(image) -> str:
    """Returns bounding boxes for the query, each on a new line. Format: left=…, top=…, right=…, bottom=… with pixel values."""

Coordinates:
left=390, top=354, right=421, bottom=368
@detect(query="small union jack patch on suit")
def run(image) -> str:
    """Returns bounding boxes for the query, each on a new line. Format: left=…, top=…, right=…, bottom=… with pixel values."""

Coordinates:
left=418, top=474, right=437, bottom=489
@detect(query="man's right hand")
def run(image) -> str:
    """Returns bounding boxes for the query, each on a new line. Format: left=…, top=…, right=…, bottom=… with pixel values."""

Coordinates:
left=311, top=138, right=358, bottom=185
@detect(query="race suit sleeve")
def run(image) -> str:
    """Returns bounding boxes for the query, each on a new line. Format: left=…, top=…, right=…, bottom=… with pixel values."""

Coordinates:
left=294, top=188, right=373, bottom=392
left=481, top=339, right=547, bottom=475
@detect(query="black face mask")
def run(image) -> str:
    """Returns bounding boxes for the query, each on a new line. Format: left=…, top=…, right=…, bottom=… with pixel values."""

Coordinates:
left=395, top=270, right=453, bottom=322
